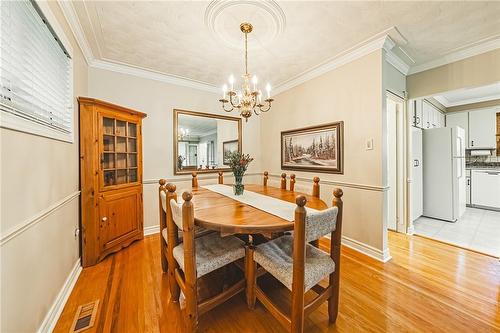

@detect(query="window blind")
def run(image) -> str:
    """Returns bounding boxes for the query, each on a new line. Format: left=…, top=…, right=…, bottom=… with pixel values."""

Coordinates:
left=0, top=0, right=72, bottom=136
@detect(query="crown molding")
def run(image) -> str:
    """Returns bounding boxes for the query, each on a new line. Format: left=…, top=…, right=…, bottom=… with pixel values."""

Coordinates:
left=57, top=0, right=94, bottom=64
left=408, top=35, right=500, bottom=75
left=92, top=59, right=219, bottom=93
left=273, top=33, right=396, bottom=95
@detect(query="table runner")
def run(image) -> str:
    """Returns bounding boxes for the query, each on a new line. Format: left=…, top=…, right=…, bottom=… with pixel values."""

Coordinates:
left=202, top=184, right=317, bottom=222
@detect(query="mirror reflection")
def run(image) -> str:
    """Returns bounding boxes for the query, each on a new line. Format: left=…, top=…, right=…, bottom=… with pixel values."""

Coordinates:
left=175, top=110, right=241, bottom=174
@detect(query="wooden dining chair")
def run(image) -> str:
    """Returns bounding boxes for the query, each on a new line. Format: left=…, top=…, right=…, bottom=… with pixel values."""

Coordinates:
left=289, top=174, right=296, bottom=191
left=158, top=180, right=213, bottom=274
left=165, top=185, right=247, bottom=332
left=246, top=189, right=344, bottom=333
left=288, top=175, right=320, bottom=198
left=281, top=173, right=287, bottom=189
left=218, top=171, right=224, bottom=184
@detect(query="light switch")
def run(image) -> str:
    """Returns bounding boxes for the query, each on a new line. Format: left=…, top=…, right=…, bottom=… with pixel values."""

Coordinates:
left=366, top=139, right=374, bottom=150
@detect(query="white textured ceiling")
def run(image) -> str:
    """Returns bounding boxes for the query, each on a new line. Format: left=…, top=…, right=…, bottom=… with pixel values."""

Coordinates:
left=73, top=1, right=500, bottom=88
left=434, top=82, right=500, bottom=107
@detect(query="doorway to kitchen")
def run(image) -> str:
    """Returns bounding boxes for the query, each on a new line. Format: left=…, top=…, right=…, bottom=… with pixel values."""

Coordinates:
left=408, top=82, right=500, bottom=258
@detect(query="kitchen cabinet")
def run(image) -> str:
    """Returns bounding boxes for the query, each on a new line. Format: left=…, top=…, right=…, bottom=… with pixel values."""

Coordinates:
left=469, top=108, right=497, bottom=148
left=422, top=101, right=432, bottom=129
left=471, top=170, right=500, bottom=209
left=446, top=112, right=469, bottom=148
left=422, top=100, right=444, bottom=129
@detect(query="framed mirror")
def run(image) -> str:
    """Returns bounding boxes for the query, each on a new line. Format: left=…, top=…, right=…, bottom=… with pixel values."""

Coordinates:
left=174, top=109, right=242, bottom=175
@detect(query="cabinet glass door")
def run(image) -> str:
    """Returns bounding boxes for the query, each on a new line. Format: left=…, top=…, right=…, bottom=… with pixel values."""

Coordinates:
left=100, top=115, right=139, bottom=189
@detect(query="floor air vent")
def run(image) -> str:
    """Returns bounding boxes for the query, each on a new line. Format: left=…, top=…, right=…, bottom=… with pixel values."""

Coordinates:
left=70, top=300, right=99, bottom=333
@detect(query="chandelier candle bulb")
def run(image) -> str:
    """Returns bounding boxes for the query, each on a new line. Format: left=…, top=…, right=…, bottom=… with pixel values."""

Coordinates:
left=266, top=83, right=271, bottom=98
left=222, top=84, right=227, bottom=99
left=229, top=75, right=234, bottom=91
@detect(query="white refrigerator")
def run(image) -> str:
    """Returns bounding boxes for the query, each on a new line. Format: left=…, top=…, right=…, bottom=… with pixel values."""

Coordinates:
left=423, top=126, right=466, bottom=222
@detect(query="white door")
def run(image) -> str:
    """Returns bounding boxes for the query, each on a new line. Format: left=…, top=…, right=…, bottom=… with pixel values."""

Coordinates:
left=469, top=108, right=497, bottom=148
left=411, top=128, right=423, bottom=221
left=446, top=112, right=469, bottom=147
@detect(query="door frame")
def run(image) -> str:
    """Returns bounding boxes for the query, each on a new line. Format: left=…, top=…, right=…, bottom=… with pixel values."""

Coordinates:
left=386, top=91, right=409, bottom=233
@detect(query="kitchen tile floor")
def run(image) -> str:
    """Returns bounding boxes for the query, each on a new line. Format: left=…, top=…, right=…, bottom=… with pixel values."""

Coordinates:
left=413, top=208, right=500, bottom=257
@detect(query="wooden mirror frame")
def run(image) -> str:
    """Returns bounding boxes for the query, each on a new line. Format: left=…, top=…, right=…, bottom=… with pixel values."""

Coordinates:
left=173, top=109, right=242, bottom=175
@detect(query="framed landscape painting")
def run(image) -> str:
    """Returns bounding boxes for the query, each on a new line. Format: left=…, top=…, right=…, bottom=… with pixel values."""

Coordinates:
left=281, top=121, right=344, bottom=174
left=223, top=140, right=239, bottom=165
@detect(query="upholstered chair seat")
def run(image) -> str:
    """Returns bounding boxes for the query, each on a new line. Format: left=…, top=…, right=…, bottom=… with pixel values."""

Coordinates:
left=254, top=235, right=335, bottom=291
left=173, top=232, right=245, bottom=278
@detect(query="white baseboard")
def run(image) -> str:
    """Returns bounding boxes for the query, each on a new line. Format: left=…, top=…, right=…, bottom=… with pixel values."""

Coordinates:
left=144, top=225, right=160, bottom=236
left=341, top=236, right=392, bottom=263
left=37, top=259, right=82, bottom=333
left=407, top=224, right=415, bottom=235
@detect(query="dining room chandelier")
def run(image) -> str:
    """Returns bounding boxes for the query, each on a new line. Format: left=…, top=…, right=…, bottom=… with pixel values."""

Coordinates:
left=219, top=22, right=273, bottom=122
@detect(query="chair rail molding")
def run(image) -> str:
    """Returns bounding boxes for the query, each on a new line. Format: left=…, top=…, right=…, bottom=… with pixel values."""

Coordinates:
left=0, top=190, right=81, bottom=246
left=266, top=173, right=389, bottom=192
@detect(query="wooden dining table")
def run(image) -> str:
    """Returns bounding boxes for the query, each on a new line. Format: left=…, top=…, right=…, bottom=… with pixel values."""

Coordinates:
left=191, top=184, right=328, bottom=235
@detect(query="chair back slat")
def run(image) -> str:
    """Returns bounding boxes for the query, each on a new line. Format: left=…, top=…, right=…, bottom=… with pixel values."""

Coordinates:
left=312, top=177, right=320, bottom=197
left=192, top=172, right=198, bottom=188
left=291, top=195, right=307, bottom=332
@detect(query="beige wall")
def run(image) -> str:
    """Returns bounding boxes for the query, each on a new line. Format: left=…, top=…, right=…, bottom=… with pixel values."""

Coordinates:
left=0, top=2, right=88, bottom=332
left=87, top=67, right=262, bottom=230
left=260, top=50, right=388, bottom=255
left=407, top=48, right=500, bottom=98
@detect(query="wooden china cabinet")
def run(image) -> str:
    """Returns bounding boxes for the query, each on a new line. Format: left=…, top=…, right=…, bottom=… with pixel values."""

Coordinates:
left=78, top=97, right=147, bottom=267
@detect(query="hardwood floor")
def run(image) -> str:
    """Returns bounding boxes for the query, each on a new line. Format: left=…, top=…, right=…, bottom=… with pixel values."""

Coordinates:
left=54, top=232, right=500, bottom=332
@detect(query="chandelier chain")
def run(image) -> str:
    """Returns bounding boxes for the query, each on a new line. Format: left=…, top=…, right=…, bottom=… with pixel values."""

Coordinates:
left=244, top=32, right=248, bottom=75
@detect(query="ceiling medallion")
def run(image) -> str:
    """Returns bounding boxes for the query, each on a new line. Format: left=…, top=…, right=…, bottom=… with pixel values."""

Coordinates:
left=219, top=22, right=273, bottom=121
left=204, top=0, right=286, bottom=50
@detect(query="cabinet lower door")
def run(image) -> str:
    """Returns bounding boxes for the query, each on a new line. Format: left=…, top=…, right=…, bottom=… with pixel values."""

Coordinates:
left=98, top=187, right=143, bottom=252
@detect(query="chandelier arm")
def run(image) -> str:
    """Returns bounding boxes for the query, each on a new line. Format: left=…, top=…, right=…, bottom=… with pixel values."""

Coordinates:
left=220, top=100, right=234, bottom=112
left=229, top=92, right=240, bottom=108
left=259, top=100, right=272, bottom=113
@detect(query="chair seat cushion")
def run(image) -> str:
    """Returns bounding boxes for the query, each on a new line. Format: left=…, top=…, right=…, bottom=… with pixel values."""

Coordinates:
left=161, top=226, right=213, bottom=244
left=173, top=232, right=245, bottom=278
left=254, top=235, right=335, bottom=291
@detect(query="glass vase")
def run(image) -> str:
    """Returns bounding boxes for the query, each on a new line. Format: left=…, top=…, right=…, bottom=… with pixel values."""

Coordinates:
left=233, top=173, right=244, bottom=195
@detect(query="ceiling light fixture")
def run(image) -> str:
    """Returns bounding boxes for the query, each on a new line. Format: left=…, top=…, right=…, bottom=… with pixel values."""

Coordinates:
left=219, top=22, right=273, bottom=122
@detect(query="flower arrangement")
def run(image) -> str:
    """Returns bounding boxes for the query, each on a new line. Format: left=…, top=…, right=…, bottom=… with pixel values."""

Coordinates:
left=226, top=151, right=253, bottom=195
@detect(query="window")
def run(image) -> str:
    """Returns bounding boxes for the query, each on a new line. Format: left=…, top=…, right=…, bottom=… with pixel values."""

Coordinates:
left=0, top=0, right=73, bottom=142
